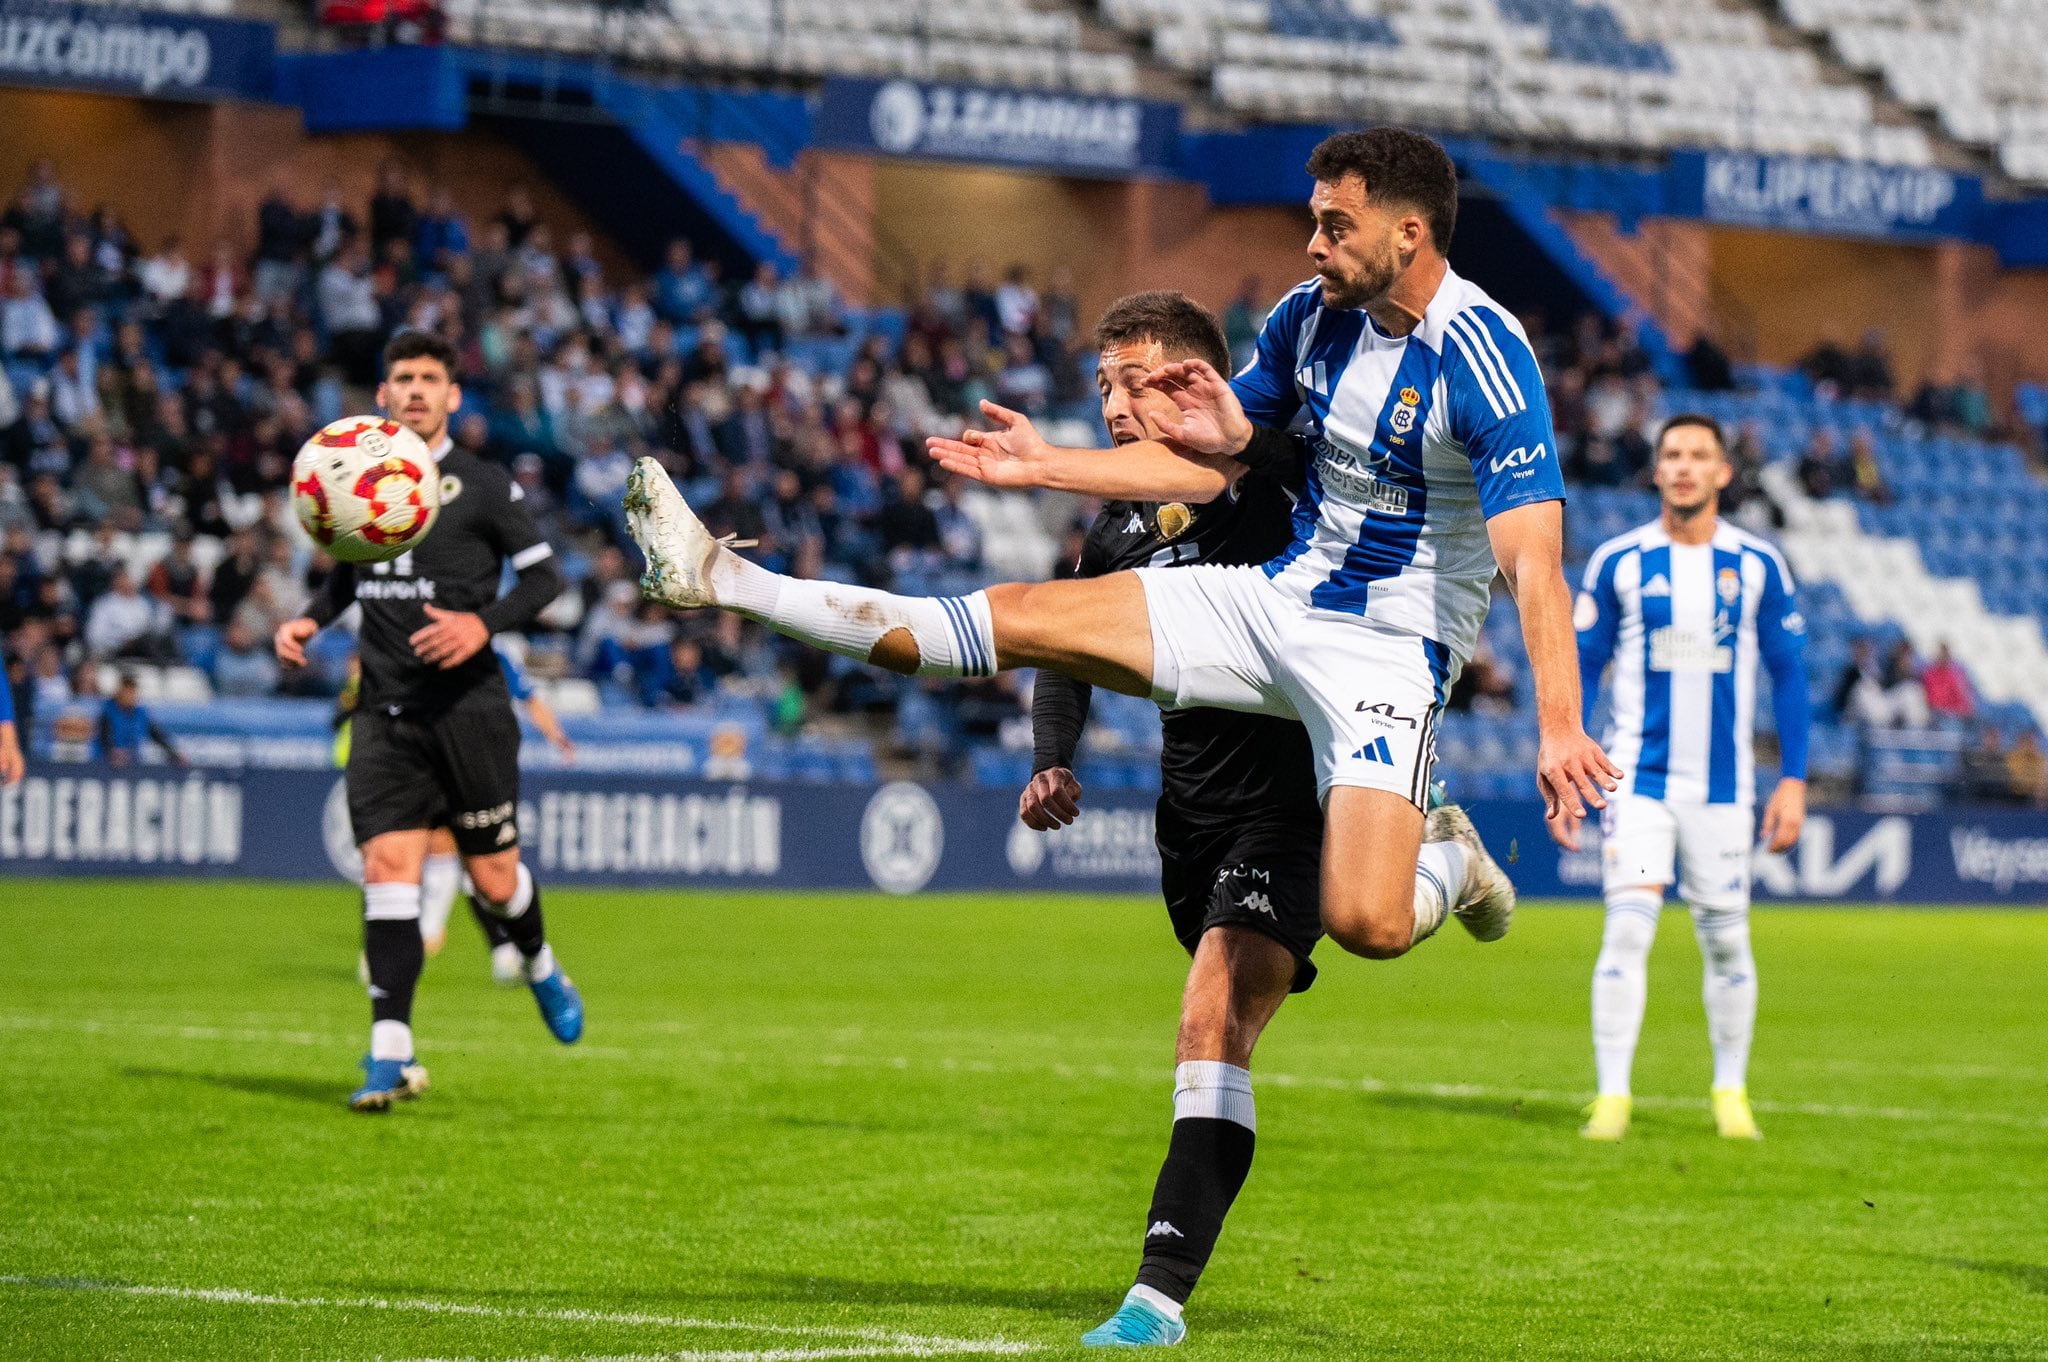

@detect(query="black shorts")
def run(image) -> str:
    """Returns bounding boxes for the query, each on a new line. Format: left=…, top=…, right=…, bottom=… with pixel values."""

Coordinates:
left=1157, top=799, right=1323, bottom=993
left=347, top=694, right=522, bottom=857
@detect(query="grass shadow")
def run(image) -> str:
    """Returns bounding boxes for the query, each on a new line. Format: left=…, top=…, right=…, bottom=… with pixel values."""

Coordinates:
left=1360, top=1089, right=1584, bottom=1130
left=1932, top=1258, right=2048, bottom=1294
left=121, top=1066, right=337, bottom=1108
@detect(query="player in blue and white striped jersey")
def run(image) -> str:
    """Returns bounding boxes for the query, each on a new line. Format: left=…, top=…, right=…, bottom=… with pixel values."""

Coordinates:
left=1556, top=413, right=1811, bottom=1142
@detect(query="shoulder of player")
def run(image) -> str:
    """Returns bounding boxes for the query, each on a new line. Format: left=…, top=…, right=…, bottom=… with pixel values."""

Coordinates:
left=1716, top=521, right=1793, bottom=577
left=1585, top=522, right=1659, bottom=581
left=1255, top=279, right=1325, bottom=337
left=445, top=450, right=516, bottom=498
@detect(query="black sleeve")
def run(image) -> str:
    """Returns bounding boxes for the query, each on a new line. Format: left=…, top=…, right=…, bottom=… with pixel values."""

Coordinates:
left=95, top=707, right=113, bottom=754
left=477, top=474, right=564, bottom=636
left=1235, top=423, right=1304, bottom=476
left=147, top=719, right=181, bottom=762
left=1030, top=524, right=1108, bottom=774
left=302, top=563, right=359, bottom=629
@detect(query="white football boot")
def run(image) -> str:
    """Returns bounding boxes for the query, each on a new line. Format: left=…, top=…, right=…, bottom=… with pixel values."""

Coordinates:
left=626, top=457, right=731, bottom=609
left=1424, top=803, right=1516, bottom=942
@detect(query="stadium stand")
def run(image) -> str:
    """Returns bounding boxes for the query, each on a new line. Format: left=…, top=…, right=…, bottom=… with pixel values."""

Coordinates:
left=1110, top=0, right=1934, bottom=164
left=1783, top=0, right=2048, bottom=185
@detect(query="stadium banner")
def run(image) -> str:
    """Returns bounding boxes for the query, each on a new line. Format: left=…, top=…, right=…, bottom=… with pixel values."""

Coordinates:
left=814, top=76, right=1180, bottom=178
left=0, top=0, right=275, bottom=102
left=1665, top=150, right=1983, bottom=242
left=3, top=765, right=2046, bottom=905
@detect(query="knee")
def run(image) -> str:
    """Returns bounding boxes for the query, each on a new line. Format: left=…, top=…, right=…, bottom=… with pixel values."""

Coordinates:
left=467, top=854, right=520, bottom=907
left=1322, top=898, right=1413, bottom=960
left=1599, top=914, right=1656, bottom=961
left=361, top=842, right=416, bottom=886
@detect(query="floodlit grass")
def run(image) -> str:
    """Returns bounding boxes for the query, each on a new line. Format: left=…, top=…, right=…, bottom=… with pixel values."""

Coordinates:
left=3, top=879, right=2044, bottom=1360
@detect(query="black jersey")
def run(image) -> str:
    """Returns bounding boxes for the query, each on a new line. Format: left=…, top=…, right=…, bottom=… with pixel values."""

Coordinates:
left=1032, top=440, right=1322, bottom=825
left=305, top=444, right=561, bottom=713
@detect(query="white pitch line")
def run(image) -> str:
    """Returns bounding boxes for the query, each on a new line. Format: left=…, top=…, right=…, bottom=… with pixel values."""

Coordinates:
left=9, top=1012, right=2046, bottom=1132
left=0, top=1277, right=1035, bottom=1358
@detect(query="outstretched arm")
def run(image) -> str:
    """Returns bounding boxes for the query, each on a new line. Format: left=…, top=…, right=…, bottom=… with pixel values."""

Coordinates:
left=928, top=401, right=1241, bottom=502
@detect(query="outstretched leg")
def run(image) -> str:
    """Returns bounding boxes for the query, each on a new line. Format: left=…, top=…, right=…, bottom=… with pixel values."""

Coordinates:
left=628, top=457, right=1155, bottom=690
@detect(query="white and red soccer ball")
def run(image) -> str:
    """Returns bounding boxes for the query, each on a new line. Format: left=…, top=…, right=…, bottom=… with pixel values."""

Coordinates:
left=291, top=417, right=441, bottom=563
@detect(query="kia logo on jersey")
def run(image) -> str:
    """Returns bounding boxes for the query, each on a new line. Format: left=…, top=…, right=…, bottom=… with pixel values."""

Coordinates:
left=1489, top=443, right=1549, bottom=475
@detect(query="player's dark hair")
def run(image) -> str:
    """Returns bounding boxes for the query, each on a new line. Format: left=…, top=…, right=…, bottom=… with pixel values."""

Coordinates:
left=1658, top=412, right=1726, bottom=453
left=382, top=329, right=457, bottom=379
left=1305, top=128, right=1459, bottom=254
left=1093, top=291, right=1230, bottom=372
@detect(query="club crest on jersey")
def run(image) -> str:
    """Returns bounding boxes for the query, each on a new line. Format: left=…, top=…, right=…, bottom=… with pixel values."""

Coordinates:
left=440, top=474, right=463, bottom=505
left=1156, top=503, right=1192, bottom=540
left=1717, top=566, right=1741, bottom=605
left=1388, top=384, right=1422, bottom=435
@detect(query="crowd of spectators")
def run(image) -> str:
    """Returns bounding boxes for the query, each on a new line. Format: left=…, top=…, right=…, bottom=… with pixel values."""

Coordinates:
left=0, top=156, right=1106, bottom=762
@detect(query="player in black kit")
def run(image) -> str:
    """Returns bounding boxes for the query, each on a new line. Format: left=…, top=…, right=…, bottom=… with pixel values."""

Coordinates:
left=274, top=331, right=582, bottom=1111
left=1018, top=294, right=1323, bottom=1346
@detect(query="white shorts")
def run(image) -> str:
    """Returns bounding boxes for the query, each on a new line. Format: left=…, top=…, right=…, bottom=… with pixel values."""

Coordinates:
left=1600, top=794, right=1755, bottom=909
left=1136, top=564, right=1455, bottom=807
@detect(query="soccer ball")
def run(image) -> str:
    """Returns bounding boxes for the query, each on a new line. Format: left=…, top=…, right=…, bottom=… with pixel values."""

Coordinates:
left=291, top=417, right=441, bottom=563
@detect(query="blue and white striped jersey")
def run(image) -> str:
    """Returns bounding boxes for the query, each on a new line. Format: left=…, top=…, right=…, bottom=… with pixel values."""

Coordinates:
left=1576, top=519, right=1811, bottom=805
left=1229, top=267, right=1566, bottom=664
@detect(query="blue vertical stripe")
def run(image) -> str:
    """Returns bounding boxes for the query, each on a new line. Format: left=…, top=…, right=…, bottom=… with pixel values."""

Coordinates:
left=1706, top=547, right=1744, bottom=803
left=1635, top=545, right=1672, bottom=800
left=1263, top=309, right=1365, bottom=583
left=1308, top=337, right=1441, bottom=615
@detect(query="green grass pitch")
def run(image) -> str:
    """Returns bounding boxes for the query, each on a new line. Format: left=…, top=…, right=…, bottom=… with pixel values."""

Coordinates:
left=3, top=879, right=2044, bottom=1360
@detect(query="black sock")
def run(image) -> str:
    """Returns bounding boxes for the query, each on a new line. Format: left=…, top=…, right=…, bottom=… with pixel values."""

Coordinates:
left=363, top=918, right=424, bottom=1026
left=474, top=866, right=546, bottom=959
left=469, top=897, right=513, bottom=948
left=1134, top=1116, right=1256, bottom=1305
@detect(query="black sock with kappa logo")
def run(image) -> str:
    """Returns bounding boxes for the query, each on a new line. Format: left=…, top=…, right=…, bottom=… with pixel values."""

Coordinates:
left=469, top=897, right=513, bottom=949
left=1134, top=1112, right=1256, bottom=1305
left=472, top=862, right=546, bottom=959
left=363, top=919, right=423, bottom=1026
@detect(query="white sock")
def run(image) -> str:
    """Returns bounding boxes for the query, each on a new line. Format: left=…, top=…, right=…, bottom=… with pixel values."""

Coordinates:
left=714, top=551, right=996, bottom=678
left=370, top=1018, right=413, bottom=1062
left=1593, top=888, right=1661, bottom=1097
left=523, top=942, right=557, bottom=983
left=1692, top=905, right=1757, bottom=1091
left=1410, top=840, right=1469, bottom=944
left=1172, top=1060, right=1256, bottom=1132
left=363, top=881, right=422, bottom=922
left=492, top=861, right=535, bottom=918
left=1128, top=1283, right=1184, bottom=1322
left=418, top=853, right=461, bottom=940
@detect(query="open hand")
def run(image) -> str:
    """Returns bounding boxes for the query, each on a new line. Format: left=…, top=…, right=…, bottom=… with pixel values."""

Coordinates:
left=1019, top=766, right=1083, bottom=831
left=927, top=400, right=1053, bottom=489
left=274, top=617, right=318, bottom=667
left=1538, top=727, right=1622, bottom=823
left=0, top=723, right=22, bottom=787
left=1143, top=359, right=1253, bottom=456
left=1759, top=778, right=1806, bottom=853
left=1546, top=806, right=1585, bottom=852
left=410, top=605, right=489, bottom=669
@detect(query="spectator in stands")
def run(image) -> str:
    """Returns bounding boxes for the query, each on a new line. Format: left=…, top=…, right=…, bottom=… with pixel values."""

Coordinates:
left=1961, top=727, right=2012, bottom=803
left=1, top=270, right=58, bottom=358
left=1798, top=429, right=1839, bottom=499
left=369, top=159, right=418, bottom=265
left=1685, top=330, right=1734, bottom=392
left=1799, top=326, right=1853, bottom=398
left=1223, top=276, right=1263, bottom=371
left=2004, top=729, right=2047, bottom=806
left=84, top=567, right=169, bottom=661
left=1447, top=635, right=1516, bottom=714
left=7, top=158, right=67, bottom=258
left=94, top=672, right=185, bottom=767
left=1842, top=429, right=1891, bottom=504
left=655, top=237, right=713, bottom=323
left=496, top=183, right=539, bottom=248
left=737, top=262, right=785, bottom=356
left=146, top=533, right=211, bottom=628
left=1832, top=637, right=1928, bottom=729
left=1847, top=328, right=1896, bottom=401
left=994, top=266, right=1038, bottom=339
left=318, top=240, right=383, bottom=385
left=1921, top=643, right=1975, bottom=725
left=414, top=186, right=470, bottom=268
left=212, top=617, right=278, bottom=698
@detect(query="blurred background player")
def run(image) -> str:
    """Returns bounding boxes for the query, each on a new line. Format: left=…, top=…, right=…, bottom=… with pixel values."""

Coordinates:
left=0, top=643, right=22, bottom=786
left=1022, top=292, right=1320, bottom=1348
left=336, top=645, right=577, bottom=982
left=1557, top=413, right=1811, bottom=1142
left=275, top=329, right=581, bottom=1111
left=95, top=672, right=188, bottom=768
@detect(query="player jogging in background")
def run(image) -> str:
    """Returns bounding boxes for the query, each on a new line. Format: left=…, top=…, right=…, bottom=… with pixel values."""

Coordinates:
left=1025, top=291, right=1350, bottom=1347
left=276, top=329, right=583, bottom=1112
left=629, top=126, right=1613, bottom=977
left=1558, top=413, right=1810, bottom=1142
left=336, top=645, right=576, bottom=983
